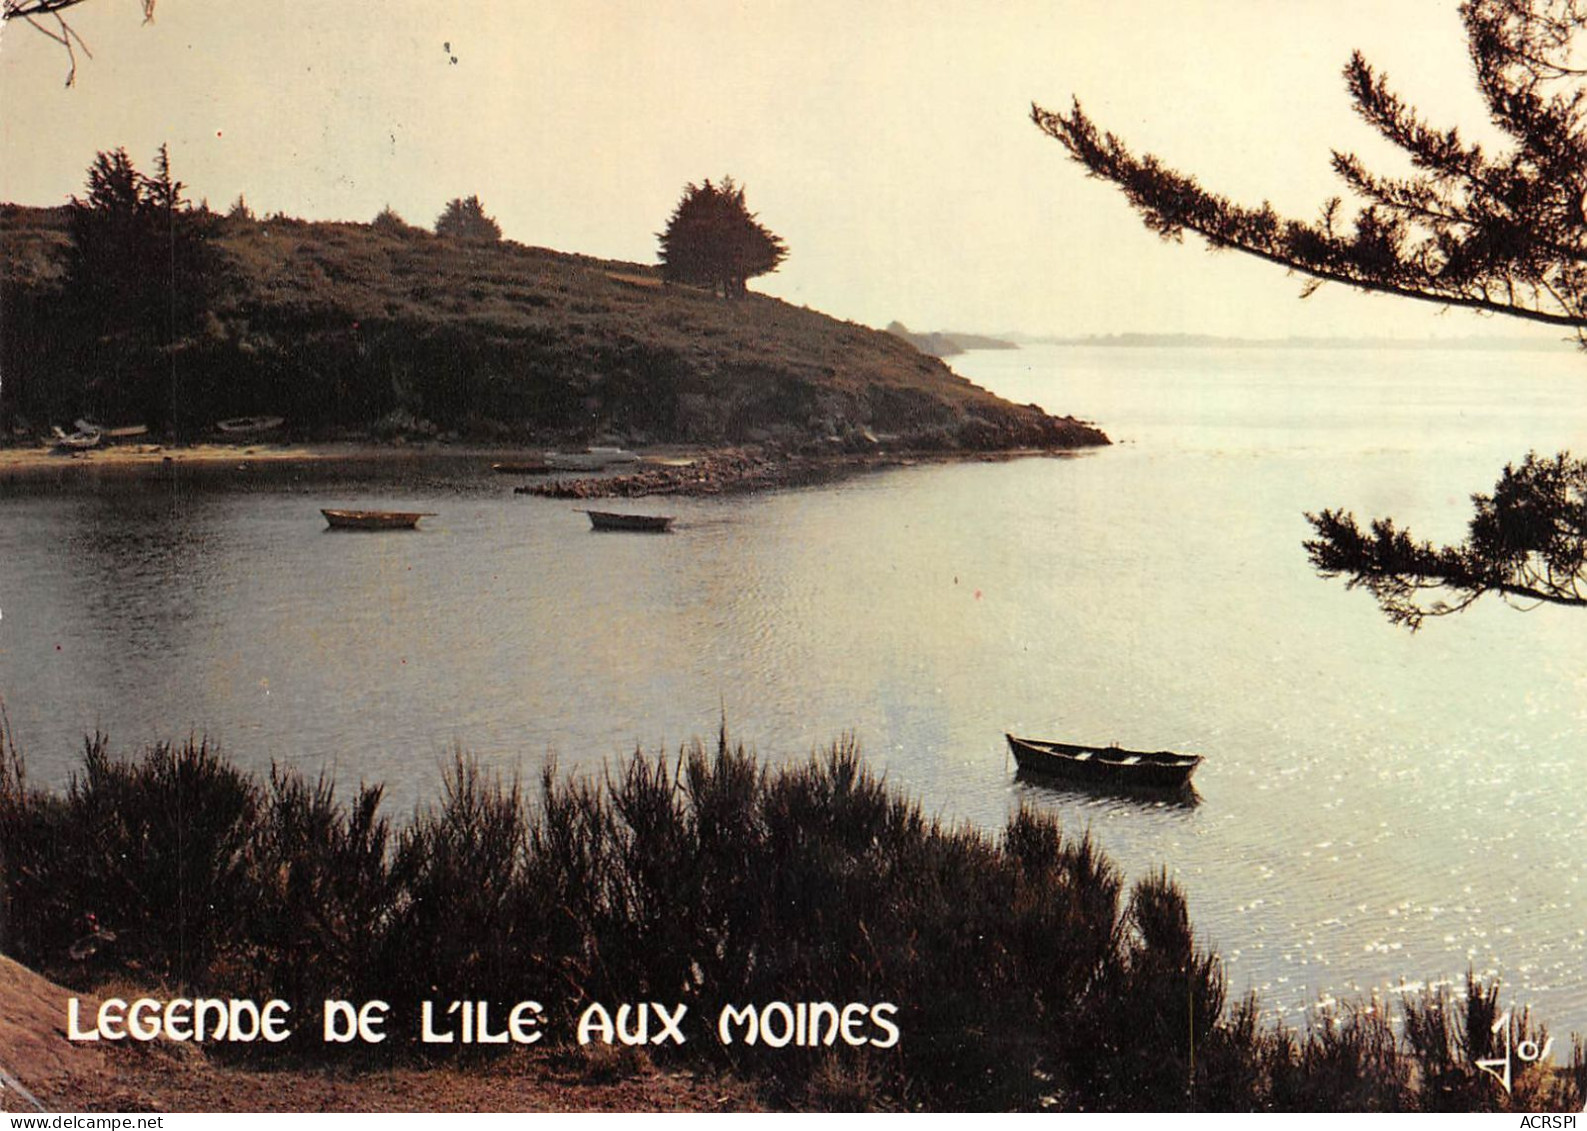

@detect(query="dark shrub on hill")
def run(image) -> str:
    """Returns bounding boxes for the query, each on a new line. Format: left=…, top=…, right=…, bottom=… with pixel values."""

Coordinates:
left=371, top=205, right=421, bottom=238
left=435, top=196, right=502, bottom=243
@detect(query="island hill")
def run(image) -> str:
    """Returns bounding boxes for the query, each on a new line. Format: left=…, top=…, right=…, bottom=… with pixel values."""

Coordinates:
left=0, top=204, right=1105, bottom=474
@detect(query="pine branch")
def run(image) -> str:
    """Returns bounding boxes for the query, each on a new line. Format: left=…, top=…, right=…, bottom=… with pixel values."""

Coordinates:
left=4, top=0, right=156, bottom=85
left=1031, top=100, right=1587, bottom=329
left=1305, top=453, right=1587, bottom=629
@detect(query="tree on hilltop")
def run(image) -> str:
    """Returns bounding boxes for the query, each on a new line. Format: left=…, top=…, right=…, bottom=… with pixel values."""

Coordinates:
left=67, top=144, right=216, bottom=324
left=64, top=144, right=223, bottom=430
left=657, top=177, right=788, bottom=298
left=1032, top=0, right=1587, bottom=628
left=435, top=195, right=502, bottom=243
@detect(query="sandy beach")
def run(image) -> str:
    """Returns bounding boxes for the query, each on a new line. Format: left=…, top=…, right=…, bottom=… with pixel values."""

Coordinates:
left=0, top=440, right=541, bottom=485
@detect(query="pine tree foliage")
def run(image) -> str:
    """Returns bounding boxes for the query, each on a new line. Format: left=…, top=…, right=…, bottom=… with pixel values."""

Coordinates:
left=66, top=144, right=218, bottom=337
left=1033, top=1, right=1587, bottom=333
left=1033, top=0, right=1587, bottom=627
left=657, top=177, right=788, bottom=298
left=2, top=0, right=159, bottom=86
left=61, top=145, right=223, bottom=432
left=1306, top=452, right=1587, bottom=628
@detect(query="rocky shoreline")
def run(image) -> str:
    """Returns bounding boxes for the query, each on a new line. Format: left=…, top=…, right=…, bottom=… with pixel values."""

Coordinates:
left=1, top=417, right=1109, bottom=493
left=517, top=440, right=1104, bottom=500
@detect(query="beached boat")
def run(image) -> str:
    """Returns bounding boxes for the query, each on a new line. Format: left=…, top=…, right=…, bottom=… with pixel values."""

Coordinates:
left=581, top=510, right=674, bottom=533
left=216, top=415, right=285, bottom=435
left=51, top=424, right=103, bottom=451
left=321, top=508, right=437, bottom=530
left=1005, top=734, right=1202, bottom=789
left=66, top=419, right=150, bottom=441
left=545, top=446, right=641, bottom=470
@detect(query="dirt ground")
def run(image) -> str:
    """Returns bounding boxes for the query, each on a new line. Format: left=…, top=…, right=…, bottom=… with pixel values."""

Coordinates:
left=0, top=957, right=762, bottom=1113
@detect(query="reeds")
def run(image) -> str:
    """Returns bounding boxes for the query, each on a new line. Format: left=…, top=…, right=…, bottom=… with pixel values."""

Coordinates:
left=0, top=724, right=1580, bottom=1112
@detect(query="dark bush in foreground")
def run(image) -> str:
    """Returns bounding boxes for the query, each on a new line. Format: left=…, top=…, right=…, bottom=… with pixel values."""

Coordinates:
left=0, top=725, right=1581, bottom=1112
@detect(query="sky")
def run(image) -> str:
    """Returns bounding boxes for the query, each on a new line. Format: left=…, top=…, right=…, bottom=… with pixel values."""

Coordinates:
left=0, top=0, right=1571, bottom=344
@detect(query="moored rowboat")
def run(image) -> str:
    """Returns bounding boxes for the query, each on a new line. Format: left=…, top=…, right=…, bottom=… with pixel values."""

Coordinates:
left=581, top=510, right=674, bottom=533
left=1006, top=734, right=1202, bottom=789
left=321, top=508, right=437, bottom=530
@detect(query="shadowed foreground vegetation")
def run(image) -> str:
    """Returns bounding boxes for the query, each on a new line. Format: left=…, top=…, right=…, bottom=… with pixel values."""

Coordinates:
left=0, top=728, right=1581, bottom=1112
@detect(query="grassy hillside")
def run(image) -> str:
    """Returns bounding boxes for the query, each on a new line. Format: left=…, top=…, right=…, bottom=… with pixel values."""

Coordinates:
left=0, top=204, right=1105, bottom=450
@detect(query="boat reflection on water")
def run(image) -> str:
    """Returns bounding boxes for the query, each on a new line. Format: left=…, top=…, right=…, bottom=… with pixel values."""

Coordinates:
left=1012, top=769, right=1202, bottom=813
left=581, top=509, right=675, bottom=533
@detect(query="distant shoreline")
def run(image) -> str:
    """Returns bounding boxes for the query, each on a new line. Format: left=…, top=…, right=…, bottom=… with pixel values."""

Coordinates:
left=1015, top=331, right=1579, bottom=352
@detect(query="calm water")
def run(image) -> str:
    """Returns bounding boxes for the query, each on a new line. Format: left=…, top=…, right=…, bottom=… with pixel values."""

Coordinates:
left=1, top=343, right=1583, bottom=1030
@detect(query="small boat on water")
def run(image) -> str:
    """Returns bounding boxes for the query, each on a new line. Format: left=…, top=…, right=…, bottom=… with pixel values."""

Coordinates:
left=216, top=415, right=285, bottom=435
left=492, top=459, right=550, bottom=474
left=581, top=509, right=674, bottom=533
left=52, top=424, right=103, bottom=451
left=1006, top=734, right=1202, bottom=790
left=545, top=446, right=641, bottom=471
left=321, top=508, right=437, bottom=530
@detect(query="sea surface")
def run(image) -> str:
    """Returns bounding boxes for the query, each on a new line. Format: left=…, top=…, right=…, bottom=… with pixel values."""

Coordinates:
left=1, top=342, right=1584, bottom=1030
